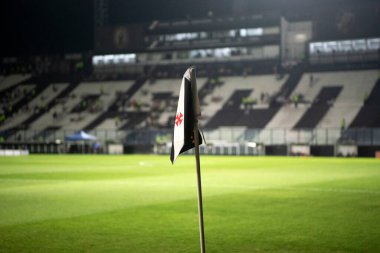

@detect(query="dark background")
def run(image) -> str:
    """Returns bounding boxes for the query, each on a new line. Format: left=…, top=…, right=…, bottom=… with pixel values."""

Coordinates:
left=1, top=0, right=93, bottom=56
left=1, top=0, right=379, bottom=57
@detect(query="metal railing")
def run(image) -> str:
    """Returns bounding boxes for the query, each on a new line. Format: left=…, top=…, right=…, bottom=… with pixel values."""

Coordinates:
left=1, top=127, right=380, bottom=146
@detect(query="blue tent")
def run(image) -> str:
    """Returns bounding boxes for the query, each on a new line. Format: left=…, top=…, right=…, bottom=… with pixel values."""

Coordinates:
left=65, top=131, right=97, bottom=141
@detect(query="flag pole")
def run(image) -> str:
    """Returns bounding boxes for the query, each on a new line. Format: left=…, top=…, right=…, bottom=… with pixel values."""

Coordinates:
left=190, top=68, right=206, bottom=253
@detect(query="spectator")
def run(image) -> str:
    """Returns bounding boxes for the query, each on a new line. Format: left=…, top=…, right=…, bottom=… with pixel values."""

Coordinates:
left=82, top=100, right=87, bottom=110
left=114, top=116, right=120, bottom=127
left=309, top=74, right=314, bottom=86
left=92, top=142, right=101, bottom=154
left=0, top=114, right=5, bottom=123
left=292, top=94, right=299, bottom=108
left=341, top=118, right=346, bottom=135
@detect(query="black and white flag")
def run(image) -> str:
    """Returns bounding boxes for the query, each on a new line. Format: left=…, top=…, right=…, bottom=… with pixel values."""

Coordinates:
left=170, top=67, right=204, bottom=164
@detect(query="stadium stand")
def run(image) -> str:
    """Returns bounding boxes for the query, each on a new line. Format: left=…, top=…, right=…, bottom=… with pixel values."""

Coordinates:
left=204, top=74, right=287, bottom=128
left=350, top=78, right=380, bottom=127
left=317, top=70, right=378, bottom=128
left=85, top=75, right=148, bottom=130
left=0, top=74, right=31, bottom=92
left=268, top=70, right=379, bottom=129
left=293, top=86, right=343, bottom=129
left=0, top=83, right=68, bottom=131
left=1, top=1, right=380, bottom=156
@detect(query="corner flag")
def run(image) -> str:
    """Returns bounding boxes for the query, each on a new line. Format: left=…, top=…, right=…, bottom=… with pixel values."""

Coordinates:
left=170, top=67, right=204, bottom=164
left=170, top=67, right=206, bottom=253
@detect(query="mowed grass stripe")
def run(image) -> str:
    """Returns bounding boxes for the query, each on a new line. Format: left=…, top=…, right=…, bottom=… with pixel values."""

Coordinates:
left=0, top=155, right=379, bottom=253
left=1, top=188, right=379, bottom=253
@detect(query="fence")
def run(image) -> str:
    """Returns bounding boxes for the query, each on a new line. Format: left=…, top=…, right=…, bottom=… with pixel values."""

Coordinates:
left=1, top=127, right=380, bottom=151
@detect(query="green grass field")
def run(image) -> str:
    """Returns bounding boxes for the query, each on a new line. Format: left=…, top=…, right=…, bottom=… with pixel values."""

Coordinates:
left=0, top=155, right=379, bottom=253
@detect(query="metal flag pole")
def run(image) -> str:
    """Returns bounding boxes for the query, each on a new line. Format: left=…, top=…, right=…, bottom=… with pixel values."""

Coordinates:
left=190, top=68, right=206, bottom=253
left=194, top=121, right=206, bottom=253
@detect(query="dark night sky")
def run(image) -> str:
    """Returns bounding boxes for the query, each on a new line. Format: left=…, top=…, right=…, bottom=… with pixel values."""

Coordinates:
left=1, top=0, right=237, bottom=57
left=108, top=0, right=235, bottom=24
left=1, top=0, right=93, bottom=57
left=1, top=0, right=378, bottom=57
left=1, top=0, right=222, bottom=57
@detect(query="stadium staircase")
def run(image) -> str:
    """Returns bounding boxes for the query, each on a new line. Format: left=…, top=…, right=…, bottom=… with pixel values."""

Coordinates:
left=71, top=94, right=101, bottom=113
left=294, top=86, right=343, bottom=129
left=350, top=78, right=380, bottom=127
left=205, top=90, right=251, bottom=127
left=198, top=78, right=224, bottom=103
left=10, top=84, right=45, bottom=118
left=0, top=76, right=46, bottom=139
left=1, top=77, right=81, bottom=141
left=0, top=82, right=19, bottom=100
left=0, top=74, right=31, bottom=95
left=271, top=62, right=305, bottom=107
left=22, top=79, right=80, bottom=127
left=84, top=75, right=149, bottom=130
left=205, top=89, right=279, bottom=128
